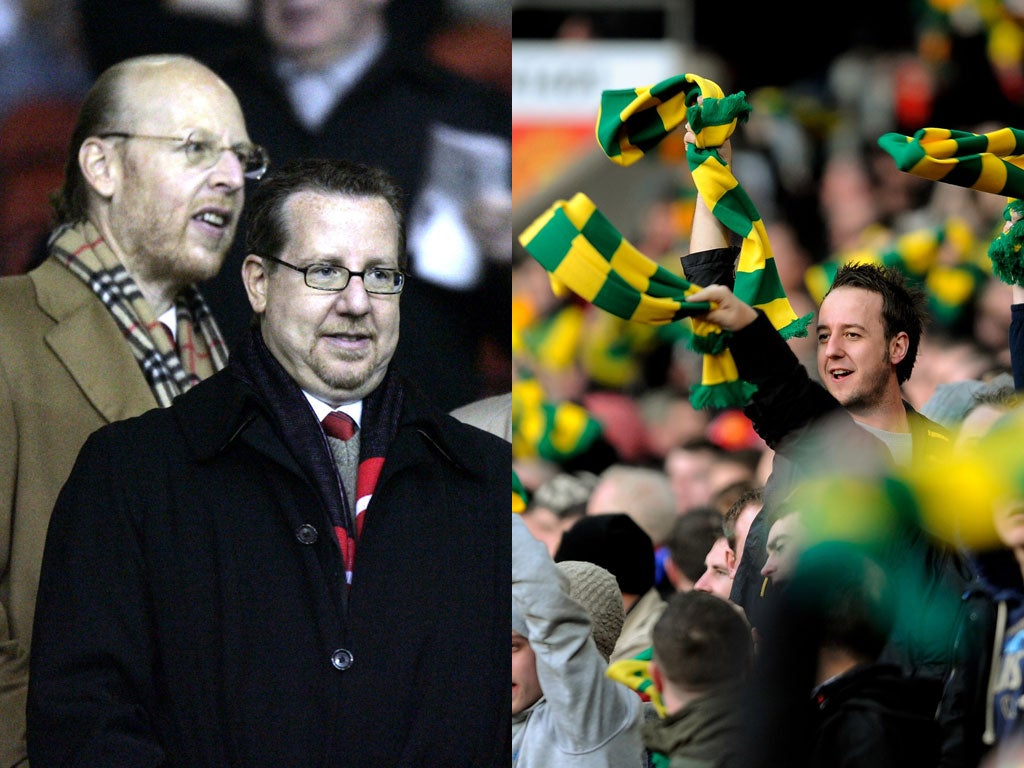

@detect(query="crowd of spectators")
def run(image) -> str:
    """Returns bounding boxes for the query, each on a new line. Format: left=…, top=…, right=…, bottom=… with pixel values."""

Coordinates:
left=513, top=3, right=1024, bottom=766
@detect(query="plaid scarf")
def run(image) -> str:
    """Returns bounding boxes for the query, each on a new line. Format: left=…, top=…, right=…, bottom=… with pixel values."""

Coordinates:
left=51, top=221, right=228, bottom=406
left=518, top=73, right=810, bottom=409
left=230, top=324, right=403, bottom=589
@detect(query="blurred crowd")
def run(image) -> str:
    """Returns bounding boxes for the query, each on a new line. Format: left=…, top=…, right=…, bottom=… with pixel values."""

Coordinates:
left=513, top=0, right=1024, bottom=490
left=512, top=3, right=1024, bottom=767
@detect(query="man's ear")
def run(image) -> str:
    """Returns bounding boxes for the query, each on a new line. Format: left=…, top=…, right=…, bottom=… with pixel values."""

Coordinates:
left=79, top=137, right=118, bottom=199
left=725, top=548, right=738, bottom=576
left=890, top=331, right=910, bottom=365
left=242, top=254, right=269, bottom=314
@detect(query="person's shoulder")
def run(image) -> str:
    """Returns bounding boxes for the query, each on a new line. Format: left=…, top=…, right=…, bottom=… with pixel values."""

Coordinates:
left=450, top=392, right=512, bottom=442
left=0, top=271, right=38, bottom=324
left=91, top=369, right=237, bottom=444
left=906, top=403, right=952, bottom=453
left=401, top=384, right=510, bottom=457
left=374, top=42, right=508, bottom=122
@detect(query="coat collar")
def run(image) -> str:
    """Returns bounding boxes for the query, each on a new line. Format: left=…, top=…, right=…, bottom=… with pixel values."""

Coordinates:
left=170, top=365, right=490, bottom=481
left=33, top=257, right=157, bottom=422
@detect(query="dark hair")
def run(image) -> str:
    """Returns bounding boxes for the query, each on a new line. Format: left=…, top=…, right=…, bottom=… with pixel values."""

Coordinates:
left=666, top=507, right=724, bottom=584
left=826, top=263, right=928, bottom=384
left=53, top=54, right=207, bottom=225
left=785, top=541, right=896, bottom=663
left=651, top=590, right=753, bottom=690
left=245, top=157, right=407, bottom=269
left=723, top=485, right=764, bottom=547
left=554, top=512, right=655, bottom=596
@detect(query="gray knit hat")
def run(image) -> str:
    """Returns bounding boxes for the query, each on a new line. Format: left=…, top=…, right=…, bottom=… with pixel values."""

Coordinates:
left=556, top=559, right=625, bottom=662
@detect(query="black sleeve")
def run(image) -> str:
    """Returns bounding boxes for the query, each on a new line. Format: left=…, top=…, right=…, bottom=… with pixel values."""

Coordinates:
left=679, top=247, right=739, bottom=289
left=1011, top=304, right=1024, bottom=389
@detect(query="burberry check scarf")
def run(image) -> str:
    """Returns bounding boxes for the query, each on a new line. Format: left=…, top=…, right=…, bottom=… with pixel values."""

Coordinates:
left=518, top=73, right=810, bottom=409
left=50, top=221, right=228, bottom=406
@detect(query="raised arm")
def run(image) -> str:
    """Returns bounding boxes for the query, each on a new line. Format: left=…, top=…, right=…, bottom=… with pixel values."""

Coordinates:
left=512, top=513, right=640, bottom=751
left=679, top=117, right=740, bottom=289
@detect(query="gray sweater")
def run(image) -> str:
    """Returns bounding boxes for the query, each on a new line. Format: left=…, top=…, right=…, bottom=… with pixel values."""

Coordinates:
left=512, top=513, right=647, bottom=767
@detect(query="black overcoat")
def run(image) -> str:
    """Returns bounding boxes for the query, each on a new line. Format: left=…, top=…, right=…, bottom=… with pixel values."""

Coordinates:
left=27, top=367, right=511, bottom=767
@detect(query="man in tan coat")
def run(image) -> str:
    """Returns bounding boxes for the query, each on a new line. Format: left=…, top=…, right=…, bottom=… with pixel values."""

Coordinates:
left=0, top=54, right=258, bottom=764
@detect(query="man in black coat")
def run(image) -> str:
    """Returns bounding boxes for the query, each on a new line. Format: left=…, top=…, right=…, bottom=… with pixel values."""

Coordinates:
left=679, top=128, right=973, bottom=767
left=27, top=158, right=510, bottom=767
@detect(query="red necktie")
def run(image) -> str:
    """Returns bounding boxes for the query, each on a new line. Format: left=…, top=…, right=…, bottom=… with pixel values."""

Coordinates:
left=322, top=411, right=357, bottom=441
left=322, top=410, right=359, bottom=584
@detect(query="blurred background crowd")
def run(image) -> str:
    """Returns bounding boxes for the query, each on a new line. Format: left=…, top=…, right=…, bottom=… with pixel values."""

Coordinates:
left=512, top=0, right=1024, bottom=495
left=512, top=5, right=1024, bottom=765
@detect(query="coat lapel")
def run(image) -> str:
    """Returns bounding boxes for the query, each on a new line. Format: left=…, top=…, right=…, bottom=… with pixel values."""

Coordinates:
left=33, top=258, right=158, bottom=423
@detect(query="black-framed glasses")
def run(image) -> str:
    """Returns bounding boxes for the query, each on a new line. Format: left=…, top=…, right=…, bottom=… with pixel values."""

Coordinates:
left=98, top=130, right=269, bottom=180
left=260, top=254, right=405, bottom=294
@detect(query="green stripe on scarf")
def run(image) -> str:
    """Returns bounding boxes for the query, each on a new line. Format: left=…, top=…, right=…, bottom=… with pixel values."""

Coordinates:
left=878, top=125, right=1024, bottom=288
left=513, top=470, right=527, bottom=514
left=511, top=378, right=604, bottom=462
left=519, top=73, right=810, bottom=410
left=989, top=198, right=1024, bottom=286
left=520, top=193, right=711, bottom=324
left=878, top=126, right=1024, bottom=197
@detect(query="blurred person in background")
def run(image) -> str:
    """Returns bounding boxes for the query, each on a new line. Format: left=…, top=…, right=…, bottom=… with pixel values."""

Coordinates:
left=663, top=506, right=723, bottom=594
left=210, top=0, right=511, bottom=411
left=587, top=463, right=678, bottom=595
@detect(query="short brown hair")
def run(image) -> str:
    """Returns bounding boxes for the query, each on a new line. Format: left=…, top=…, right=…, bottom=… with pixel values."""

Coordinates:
left=245, top=157, right=407, bottom=270
left=651, top=590, right=753, bottom=690
left=826, top=262, right=929, bottom=385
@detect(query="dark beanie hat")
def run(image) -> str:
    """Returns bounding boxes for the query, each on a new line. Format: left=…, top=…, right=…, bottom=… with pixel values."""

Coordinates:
left=554, top=513, right=655, bottom=595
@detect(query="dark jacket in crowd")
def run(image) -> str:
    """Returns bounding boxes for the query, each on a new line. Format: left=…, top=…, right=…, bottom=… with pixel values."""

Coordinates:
left=641, top=681, right=746, bottom=768
left=681, top=248, right=976, bottom=768
left=944, top=546, right=1024, bottom=768
left=807, top=662, right=943, bottom=768
left=27, top=328, right=510, bottom=767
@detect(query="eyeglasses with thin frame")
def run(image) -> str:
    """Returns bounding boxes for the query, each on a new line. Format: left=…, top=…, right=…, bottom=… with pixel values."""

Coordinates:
left=98, top=130, right=269, bottom=180
left=259, top=254, right=406, bottom=294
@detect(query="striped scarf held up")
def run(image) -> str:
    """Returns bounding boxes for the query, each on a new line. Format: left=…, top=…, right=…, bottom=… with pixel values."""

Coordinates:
left=51, top=221, right=228, bottom=406
left=878, top=125, right=1024, bottom=286
left=518, top=73, right=810, bottom=409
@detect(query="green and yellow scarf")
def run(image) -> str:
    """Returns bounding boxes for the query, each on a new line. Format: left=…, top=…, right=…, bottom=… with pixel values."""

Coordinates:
left=878, top=125, right=1024, bottom=286
left=518, top=73, right=810, bottom=409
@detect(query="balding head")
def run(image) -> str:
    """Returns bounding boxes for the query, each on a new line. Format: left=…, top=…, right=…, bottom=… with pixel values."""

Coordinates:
left=55, top=55, right=246, bottom=225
